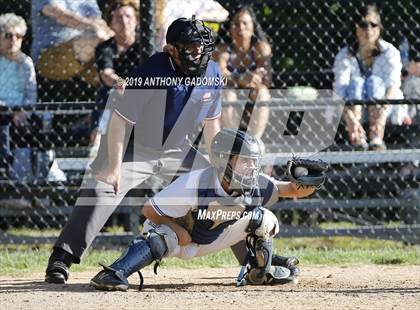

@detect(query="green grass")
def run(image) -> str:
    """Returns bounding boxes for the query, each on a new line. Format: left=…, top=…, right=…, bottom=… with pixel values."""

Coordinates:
left=1, top=236, right=419, bottom=276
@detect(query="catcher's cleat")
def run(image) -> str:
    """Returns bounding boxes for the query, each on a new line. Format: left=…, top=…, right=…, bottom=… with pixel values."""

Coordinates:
left=271, top=255, right=300, bottom=284
left=246, top=266, right=291, bottom=285
left=266, top=266, right=293, bottom=285
left=288, top=266, right=300, bottom=283
left=45, top=260, right=69, bottom=284
left=90, top=264, right=129, bottom=292
left=271, top=255, right=299, bottom=269
left=266, top=266, right=301, bottom=285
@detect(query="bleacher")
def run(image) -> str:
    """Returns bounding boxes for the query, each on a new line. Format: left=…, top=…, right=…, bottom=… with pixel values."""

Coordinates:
left=0, top=103, right=140, bottom=231
left=1, top=0, right=420, bottom=245
left=0, top=98, right=419, bottom=245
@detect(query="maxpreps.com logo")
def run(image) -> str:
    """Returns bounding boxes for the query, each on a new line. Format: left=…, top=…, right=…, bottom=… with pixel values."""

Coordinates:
left=196, top=202, right=262, bottom=230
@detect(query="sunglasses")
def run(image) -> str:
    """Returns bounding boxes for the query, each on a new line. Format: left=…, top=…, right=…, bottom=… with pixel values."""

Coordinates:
left=4, top=32, right=24, bottom=40
left=357, top=20, right=380, bottom=29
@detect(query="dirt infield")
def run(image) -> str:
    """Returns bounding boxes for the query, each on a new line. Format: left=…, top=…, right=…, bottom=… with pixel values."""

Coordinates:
left=1, top=266, right=419, bottom=310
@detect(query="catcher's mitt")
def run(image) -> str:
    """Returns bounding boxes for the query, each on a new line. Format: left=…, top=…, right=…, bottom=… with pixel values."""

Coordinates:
left=286, top=158, right=329, bottom=188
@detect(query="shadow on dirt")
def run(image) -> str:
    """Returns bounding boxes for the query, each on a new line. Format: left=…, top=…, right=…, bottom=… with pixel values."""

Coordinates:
left=0, top=279, right=236, bottom=293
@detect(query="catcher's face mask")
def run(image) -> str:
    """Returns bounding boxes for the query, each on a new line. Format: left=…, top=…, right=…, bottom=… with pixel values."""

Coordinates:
left=226, top=154, right=261, bottom=194
left=211, top=128, right=262, bottom=195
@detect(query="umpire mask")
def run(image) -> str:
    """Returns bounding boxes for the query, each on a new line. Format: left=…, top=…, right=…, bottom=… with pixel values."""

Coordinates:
left=166, top=16, right=215, bottom=77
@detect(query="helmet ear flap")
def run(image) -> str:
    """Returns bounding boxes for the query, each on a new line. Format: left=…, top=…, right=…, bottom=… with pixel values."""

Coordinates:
left=212, top=152, right=232, bottom=181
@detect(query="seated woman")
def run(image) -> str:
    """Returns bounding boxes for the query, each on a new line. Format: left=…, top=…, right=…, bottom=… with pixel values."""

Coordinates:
left=333, top=4, right=403, bottom=151
left=0, top=13, right=40, bottom=181
left=214, top=5, right=272, bottom=145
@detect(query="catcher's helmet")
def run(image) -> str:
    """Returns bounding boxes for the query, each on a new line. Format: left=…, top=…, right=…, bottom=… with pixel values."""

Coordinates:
left=210, top=129, right=262, bottom=193
left=166, top=15, right=215, bottom=77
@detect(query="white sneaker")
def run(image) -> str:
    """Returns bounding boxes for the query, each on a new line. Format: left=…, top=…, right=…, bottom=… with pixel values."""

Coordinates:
left=47, top=161, right=67, bottom=182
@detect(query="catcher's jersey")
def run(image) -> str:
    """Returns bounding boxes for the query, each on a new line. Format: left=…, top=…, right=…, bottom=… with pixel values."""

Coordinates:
left=150, top=167, right=279, bottom=244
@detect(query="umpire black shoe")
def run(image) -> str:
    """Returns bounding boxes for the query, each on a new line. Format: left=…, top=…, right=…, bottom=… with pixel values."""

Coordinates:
left=45, top=260, right=69, bottom=284
left=45, top=248, right=74, bottom=284
left=90, top=265, right=129, bottom=292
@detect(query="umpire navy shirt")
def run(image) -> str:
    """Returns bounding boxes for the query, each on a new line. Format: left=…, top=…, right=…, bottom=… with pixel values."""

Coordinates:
left=112, top=52, right=222, bottom=151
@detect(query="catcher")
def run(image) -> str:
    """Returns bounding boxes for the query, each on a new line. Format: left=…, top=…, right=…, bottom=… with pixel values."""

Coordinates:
left=90, top=129, right=328, bottom=291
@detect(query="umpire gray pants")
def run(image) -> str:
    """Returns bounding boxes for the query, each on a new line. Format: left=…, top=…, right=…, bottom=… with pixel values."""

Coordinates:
left=54, top=145, right=210, bottom=262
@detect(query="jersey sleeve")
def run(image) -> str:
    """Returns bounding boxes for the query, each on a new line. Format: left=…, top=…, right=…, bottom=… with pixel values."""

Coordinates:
left=382, top=45, right=402, bottom=89
left=48, top=0, right=67, bottom=9
left=258, top=174, right=280, bottom=208
left=149, top=171, right=200, bottom=218
left=205, top=88, right=222, bottom=120
left=111, top=66, right=153, bottom=125
left=333, top=47, right=352, bottom=99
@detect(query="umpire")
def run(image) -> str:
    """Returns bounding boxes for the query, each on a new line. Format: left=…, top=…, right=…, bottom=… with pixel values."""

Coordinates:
left=45, top=16, right=222, bottom=283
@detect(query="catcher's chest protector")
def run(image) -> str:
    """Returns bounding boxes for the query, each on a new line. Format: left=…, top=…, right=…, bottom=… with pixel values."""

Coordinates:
left=186, top=167, right=265, bottom=245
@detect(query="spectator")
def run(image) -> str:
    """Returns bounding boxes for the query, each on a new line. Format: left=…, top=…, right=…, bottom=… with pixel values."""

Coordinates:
left=402, top=41, right=420, bottom=112
left=90, top=0, right=140, bottom=158
left=0, top=13, right=39, bottom=181
left=31, top=0, right=114, bottom=85
left=96, top=0, right=139, bottom=99
left=94, top=0, right=140, bottom=119
left=333, top=4, right=403, bottom=151
left=213, top=5, right=272, bottom=144
left=155, top=0, right=228, bottom=50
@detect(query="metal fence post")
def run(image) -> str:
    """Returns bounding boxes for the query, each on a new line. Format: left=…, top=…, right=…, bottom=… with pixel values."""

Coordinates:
left=140, top=0, right=156, bottom=60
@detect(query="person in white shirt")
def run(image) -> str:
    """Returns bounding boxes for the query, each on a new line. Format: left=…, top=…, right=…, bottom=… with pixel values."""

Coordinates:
left=333, top=4, right=403, bottom=151
left=89, top=129, right=323, bottom=291
left=0, top=13, right=39, bottom=181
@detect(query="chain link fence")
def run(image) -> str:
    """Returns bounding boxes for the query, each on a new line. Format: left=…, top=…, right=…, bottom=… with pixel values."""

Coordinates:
left=0, top=0, right=419, bottom=246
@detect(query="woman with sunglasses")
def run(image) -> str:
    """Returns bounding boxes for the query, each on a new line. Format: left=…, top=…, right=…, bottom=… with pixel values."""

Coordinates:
left=0, top=13, right=41, bottom=181
left=0, top=13, right=36, bottom=107
left=334, top=4, right=403, bottom=151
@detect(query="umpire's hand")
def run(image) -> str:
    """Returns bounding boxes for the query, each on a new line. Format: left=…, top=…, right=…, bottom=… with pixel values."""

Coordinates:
left=95, top=168, right=121, bottom=195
